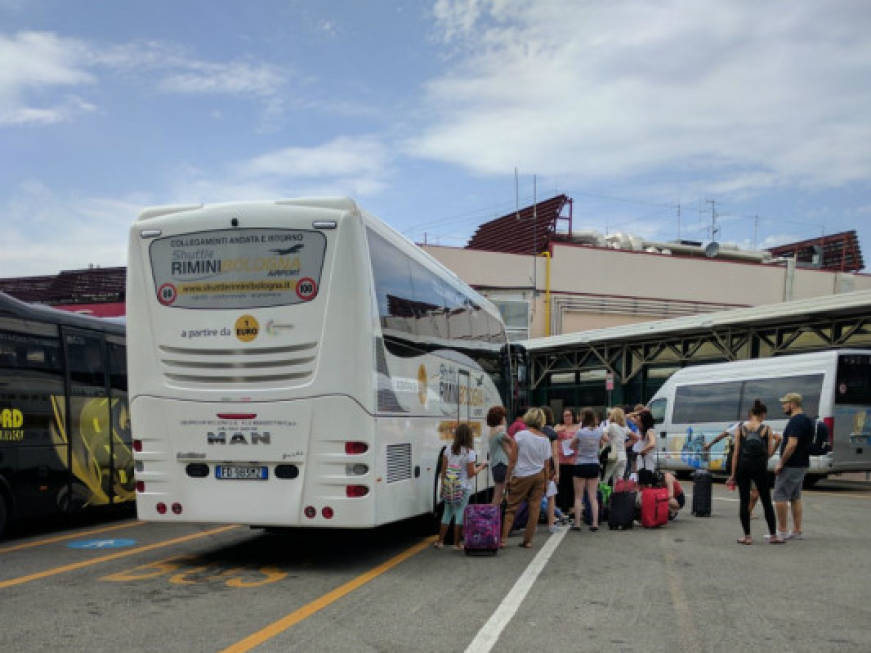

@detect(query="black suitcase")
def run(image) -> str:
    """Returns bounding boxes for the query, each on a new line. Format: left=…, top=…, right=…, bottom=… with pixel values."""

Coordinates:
left=608, top=491, right=636, bottom=530
left=692, top=469, right=712, bottom=517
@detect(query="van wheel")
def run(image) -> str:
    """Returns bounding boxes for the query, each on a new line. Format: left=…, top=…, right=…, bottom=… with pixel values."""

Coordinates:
left=803, top=474, right=822, bottom=489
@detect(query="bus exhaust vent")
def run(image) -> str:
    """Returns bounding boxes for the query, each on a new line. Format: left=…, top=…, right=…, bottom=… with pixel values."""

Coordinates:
left=386, top=443, right=412, bottom=483
left=158, top=342, right=317, bottom=387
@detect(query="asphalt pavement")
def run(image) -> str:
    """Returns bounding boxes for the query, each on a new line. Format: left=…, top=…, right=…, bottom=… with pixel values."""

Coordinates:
left=0, top=479, right=869, bottom=653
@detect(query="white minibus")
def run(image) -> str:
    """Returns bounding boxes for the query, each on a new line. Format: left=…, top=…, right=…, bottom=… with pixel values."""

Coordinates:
left=647, top=349, right=871, bottom=484
left=126, top=198, right=511, bottom=528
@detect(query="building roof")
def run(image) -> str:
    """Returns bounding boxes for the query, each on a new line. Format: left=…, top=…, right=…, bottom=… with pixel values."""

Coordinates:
left=0, top=267, right=127, bottom=304
left=0, top=291, right=125, bottom=334
left=768, top=230, right=864, bottom=272
left=522, top=288, right=871, bottom=351
left=466, top=194, right=571, bottom=255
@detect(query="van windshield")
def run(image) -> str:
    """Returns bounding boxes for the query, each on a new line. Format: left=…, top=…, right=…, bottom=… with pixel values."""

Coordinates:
left=836, top=354, right=871, bottom=404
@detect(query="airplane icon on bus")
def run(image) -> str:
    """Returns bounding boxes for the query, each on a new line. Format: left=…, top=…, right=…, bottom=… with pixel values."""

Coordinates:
left=270, top=245, right=304, bottom=255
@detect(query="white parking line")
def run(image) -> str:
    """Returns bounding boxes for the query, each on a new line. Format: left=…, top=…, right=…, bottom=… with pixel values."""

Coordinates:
left=464, top=527, right=568, bottom=653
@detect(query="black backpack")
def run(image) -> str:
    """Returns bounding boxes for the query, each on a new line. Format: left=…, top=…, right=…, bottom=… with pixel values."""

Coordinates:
left=739, top=424, right=768, bottom=462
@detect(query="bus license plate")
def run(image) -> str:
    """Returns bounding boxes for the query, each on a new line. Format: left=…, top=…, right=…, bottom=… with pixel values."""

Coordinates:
left=215, top=465, right=268, bottom=480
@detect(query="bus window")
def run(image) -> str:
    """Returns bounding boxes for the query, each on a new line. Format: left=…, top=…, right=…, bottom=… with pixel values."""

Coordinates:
left=0, top=331, right=64, bottom=447
left=673, top=381, right=742, bottom=424
left=740, top=374, right=824, bottom=419
left=836, top=354, right=871, bottom=404
left=107, top=341, right=127, bottom=393
left=65, top=334, right=106, bottom=390
left=649, top=397, right=667, bottom=424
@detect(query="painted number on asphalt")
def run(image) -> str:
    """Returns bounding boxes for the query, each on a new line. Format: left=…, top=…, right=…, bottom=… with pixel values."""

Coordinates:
left=100, top=555, right=287, bottom=588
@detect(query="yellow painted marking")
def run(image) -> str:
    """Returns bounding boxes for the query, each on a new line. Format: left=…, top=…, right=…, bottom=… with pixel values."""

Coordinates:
left=219, top=538, right=429, bottom=653
left=225, top=566, right=287, bottom=588
left=101, top=555, right=191, bottom=582
left=661, top=530, right=698, bottom=651
left=0, top=525, right=239, bottom=589
left=0, top=520, right=144, bottom=555
left=169, top=563, right=215, bottom=586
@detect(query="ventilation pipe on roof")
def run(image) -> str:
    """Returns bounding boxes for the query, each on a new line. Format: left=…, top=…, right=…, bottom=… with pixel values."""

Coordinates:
left=570, top=229, right=607, bottom=247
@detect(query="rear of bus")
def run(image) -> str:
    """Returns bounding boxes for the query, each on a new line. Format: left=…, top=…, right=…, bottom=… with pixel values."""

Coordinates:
left=126, top=199, right=378, bottom=527
left=831, top=351, right=871, bottom=473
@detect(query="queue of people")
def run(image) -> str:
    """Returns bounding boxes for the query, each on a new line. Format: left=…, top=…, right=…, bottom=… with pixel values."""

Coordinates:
left=435, top=390, right=814, bottom=550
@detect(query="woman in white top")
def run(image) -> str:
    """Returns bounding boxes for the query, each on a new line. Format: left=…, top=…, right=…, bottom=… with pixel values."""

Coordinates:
left=501, top=408, right=552, bottom=549
left=603, top=407, right=629, bottom=485
left=636, top=410, right=658, bottom=486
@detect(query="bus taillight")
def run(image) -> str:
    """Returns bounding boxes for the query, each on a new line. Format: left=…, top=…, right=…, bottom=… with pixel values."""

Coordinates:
left=156, top=502, right=167, bottom=514
left=346, top=485, right=369, bottom=497
left=322, top=507, right=334, bottom=519
left=824, top=417, right=835, bottom=446
left=172, top=503, right=183, bottom=515
left=304, top=506, right=317, bottom=519
left=133, top=440, right=143, bottom=452
left=136, top=481, right=145, bottom=492
left=345, top=442, right=368, bottom=455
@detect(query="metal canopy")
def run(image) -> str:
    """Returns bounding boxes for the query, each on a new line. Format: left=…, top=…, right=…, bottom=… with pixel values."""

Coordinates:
left=523, top=289, right=871, bottom=395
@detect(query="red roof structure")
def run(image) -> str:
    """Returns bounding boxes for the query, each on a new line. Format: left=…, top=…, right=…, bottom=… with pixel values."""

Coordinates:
left=466, top=194, right=573, bottom=255
left=0, top=267, right=127, bottom=305
left=768, top=231, right=864, bottom=272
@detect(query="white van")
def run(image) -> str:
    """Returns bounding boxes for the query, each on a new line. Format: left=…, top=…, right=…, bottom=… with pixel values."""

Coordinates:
left=647, top=349, right=871, bottom=484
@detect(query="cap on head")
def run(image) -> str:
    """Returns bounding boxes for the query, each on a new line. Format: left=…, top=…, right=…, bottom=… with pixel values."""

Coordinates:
left=779, top=392, right=803, bottom=406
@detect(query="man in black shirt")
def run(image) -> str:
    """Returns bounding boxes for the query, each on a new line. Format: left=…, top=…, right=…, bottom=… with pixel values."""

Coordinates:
left=773, top=392, right=814, bottom=540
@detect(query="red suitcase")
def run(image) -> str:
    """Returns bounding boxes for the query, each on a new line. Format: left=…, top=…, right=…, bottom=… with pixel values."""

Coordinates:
left=641, top=487, right=669, bottom=528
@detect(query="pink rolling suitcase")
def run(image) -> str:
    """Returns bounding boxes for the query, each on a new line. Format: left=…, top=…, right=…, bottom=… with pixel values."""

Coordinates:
left=463, top=503, right=501, bottom=555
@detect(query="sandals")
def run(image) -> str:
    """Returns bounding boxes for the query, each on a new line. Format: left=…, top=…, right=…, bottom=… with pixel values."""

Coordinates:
left=736, top=536, right=752, bottom=545
left=433, top=541, right=444, bottom=549
left=519, top=541, right=533, bottom=548
left=768, top=535, right=785, bottom=544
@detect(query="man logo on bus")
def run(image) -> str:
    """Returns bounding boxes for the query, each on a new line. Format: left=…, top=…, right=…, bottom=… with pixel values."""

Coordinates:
left=235, top=315, right=259, bottom=342
left=157, top=283, right=178, bottom=306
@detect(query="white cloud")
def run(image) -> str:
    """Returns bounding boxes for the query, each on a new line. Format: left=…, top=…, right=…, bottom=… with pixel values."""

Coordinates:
left=0, top=181, right=143, bottom=277
left=410, top=0, right=871, bottom=193
left=164, top=136, right=392, bottom=205
left=0, top=31, right=290, bottom=127
left=239, top=136, right=388, bottom=179
left=0, top=31, right=96, bottom=125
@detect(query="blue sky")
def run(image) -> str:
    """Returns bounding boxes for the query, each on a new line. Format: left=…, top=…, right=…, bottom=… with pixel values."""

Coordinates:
left=2, top=0, right=870, bottom=276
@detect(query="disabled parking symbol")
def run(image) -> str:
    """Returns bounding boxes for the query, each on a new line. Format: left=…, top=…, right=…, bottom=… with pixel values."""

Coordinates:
left=67, top=538, right=137, bottom=550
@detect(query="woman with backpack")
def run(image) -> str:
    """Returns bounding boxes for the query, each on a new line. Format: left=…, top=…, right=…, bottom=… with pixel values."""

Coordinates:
left=729, top=399, right=782, bottom=545
left=435, top=423, right=488, bottom=550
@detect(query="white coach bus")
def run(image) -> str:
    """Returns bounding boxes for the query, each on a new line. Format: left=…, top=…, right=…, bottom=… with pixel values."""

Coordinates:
left=126, top=198, right=511, bottom=528
left=647, top=349, right=871, bottom=485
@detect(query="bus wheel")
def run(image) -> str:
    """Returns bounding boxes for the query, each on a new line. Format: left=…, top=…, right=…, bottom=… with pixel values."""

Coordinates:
left=803, top=474, right=822, bottom=489
left=57, top=482, right=90, bottom=514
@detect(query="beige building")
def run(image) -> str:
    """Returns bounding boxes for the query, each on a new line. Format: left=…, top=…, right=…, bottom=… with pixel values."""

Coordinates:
left=421, top=195, right=871, bottom=340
